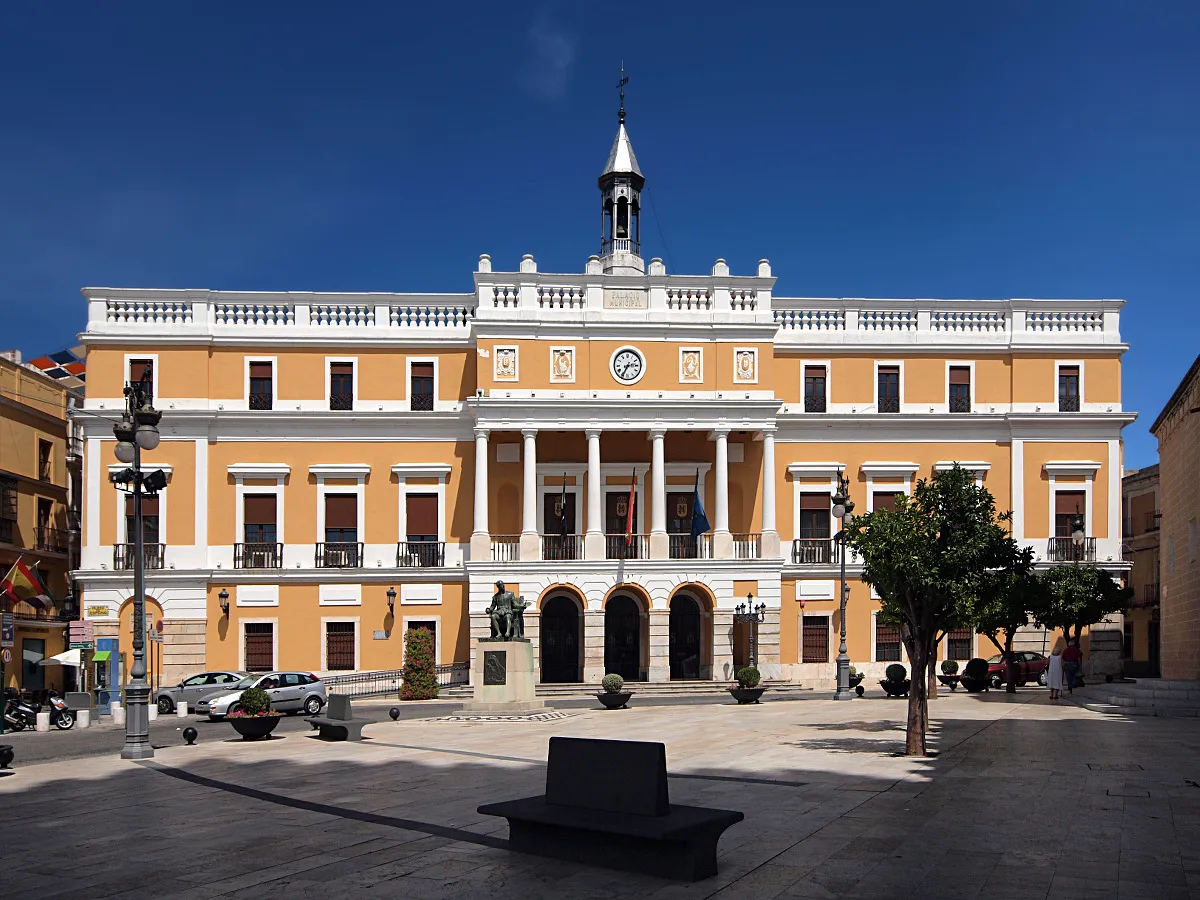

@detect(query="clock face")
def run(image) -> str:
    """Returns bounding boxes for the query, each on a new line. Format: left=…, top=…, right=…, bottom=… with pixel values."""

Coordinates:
left=612, top=348, right=644, bottom=383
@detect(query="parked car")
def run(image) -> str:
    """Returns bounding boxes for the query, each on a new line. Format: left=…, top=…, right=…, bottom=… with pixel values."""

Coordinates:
left=156, top=671, right=249, bottom=713
left=986, top=652, right=1049, bottom=689
left=195, top=672, right=327, bottom=720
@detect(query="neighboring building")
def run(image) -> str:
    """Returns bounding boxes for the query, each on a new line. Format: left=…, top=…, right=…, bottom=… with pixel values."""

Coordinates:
left=71, top=110, right=1134, bottom=688
left=1151, top=355, right=1200, bottom=681
left=0, top=351, right=82, bottom=693
left=1121, top=465, right=1160, bottom=676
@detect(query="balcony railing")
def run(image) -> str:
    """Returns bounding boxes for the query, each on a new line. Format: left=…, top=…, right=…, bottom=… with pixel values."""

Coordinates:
left=949, top=395, right=971, bottom=413
left=1046, top=537, right=1096, bottom=562
left=0, top=518, right=13, bottom=545
left=600, top=237, right=640, bottom=257
left=329, top=393, right=353, bottom=411
left=315, top=542, right=363, bottom=568
left=1144, top=511, right=1161, bottom=532
left=67, top=436, right=83, bottom=460
left=877, top=396, right=900, bottom=413
left=541, top=534, right=582, bottom=561
left=1141, top=583, right=1160, bottom=606
left=732, top=533, right=762, bottom=560
left=791, top=538, right=839, bottom=565
left=249, top=392, right=273, bottom=410
left=234, top=542, right=283, bottom=568
left=491, top=535, right=520, bottom=562
left=35, top=526, right=69, bottom=554
left=803, top=395, right=827, bottom=413
left=113, top=543, right=166, bottom=570
left=410, top=392, right=434, bottom=412
left=397, top=541, right=446, bottom=567
left=605, top=534, right=650, bottom=560
left=669, top=534, right=700, bottom=559
left=1058, top=395, right=1080, bottom=412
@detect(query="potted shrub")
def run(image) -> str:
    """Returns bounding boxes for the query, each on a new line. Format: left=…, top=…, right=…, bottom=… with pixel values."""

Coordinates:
left=959, top=657, right=990, bottom=693
left=879, top=663, right=910, bottom=697
left=729, top=666, right=766, bottom=704
left=227, top=687, right=280, bottom=740
left=847, top=665, right=865, bottom=689
left=596, top=673, right=633, bottom=710
left=400, top=627, right=439, bottom=700
left=937, top=659, right=961, bottom=691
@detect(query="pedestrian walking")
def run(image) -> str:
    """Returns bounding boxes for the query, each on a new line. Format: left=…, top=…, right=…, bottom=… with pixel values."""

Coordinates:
left=1046, top=647, right=1065, bottom=700
left=1062, top=640, right=1083, bottom=694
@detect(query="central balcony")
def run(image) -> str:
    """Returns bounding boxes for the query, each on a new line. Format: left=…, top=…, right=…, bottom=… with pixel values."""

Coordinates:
left=114, top=543, right=166, bottom=570
left=316, top=541, right=363, bottom=568
left=790, top=538, right=840, bottom=565
left=1045, top=537, right=1096, bottom=562
left=235, top=542, right=283, bottom=569
left=396, top=540, right=446, bottom=568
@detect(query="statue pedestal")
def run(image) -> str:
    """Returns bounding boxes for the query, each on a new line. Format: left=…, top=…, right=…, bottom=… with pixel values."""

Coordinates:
left=459, top=640, right=547, bottom=715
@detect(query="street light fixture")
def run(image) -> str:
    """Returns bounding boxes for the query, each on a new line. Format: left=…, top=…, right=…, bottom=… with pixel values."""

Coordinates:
left=733, top=591, right=767, bottom=670
left=112, top=367, right=164, bottom=760
left=387, top=587, right=397, bottom=614
left=218, top=589, right=230, bottom=617
left=832, top=470, right=856, bottom=700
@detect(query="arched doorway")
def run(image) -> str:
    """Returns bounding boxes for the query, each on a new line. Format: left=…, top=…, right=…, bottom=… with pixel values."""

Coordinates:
left=669, top=595, right=702, bottom=680
left=540, top=594, right=581, bottom=683
left=604, top=594, right=642, bottom=681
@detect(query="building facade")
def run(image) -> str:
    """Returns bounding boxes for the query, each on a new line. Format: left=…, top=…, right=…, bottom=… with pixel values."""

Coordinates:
left=73, top=118, right=1134, bottom=688
left=1, top=352, right=81, bottom=693
left=1121, top=464, right=1160, bottom=676
left=1151, top=355, right=1200, bottom=681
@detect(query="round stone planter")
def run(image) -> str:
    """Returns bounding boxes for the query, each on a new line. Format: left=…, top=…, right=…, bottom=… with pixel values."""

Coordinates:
left=848, top=673, right=865, bottom=689
left=596, top=691, right=633, bottom=710
left=937, top=675, right=960, bottom=691
left=729, top=687, right=766, bottom=704
left=959, top=677, right=989, bottom=693
left=228, top=715, right=281, bottom=741
left=879, top=679, right=911, bottom=697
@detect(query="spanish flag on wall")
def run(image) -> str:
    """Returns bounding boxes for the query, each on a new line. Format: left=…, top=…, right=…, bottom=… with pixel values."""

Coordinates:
left=1, top=559, right=53, bottom=611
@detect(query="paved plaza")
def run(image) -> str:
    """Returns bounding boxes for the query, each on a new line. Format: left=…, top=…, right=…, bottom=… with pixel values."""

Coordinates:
left=2, top=691, right=1199, bottom=900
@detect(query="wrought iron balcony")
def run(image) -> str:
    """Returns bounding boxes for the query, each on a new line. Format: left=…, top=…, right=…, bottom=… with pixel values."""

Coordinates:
left=949, top=395, right=971, bottom=413
left=1058, top=395, right=1080, bottom=412
left=329, top=393, right=354, bottom=411
left=249, top=392, right=273, bottom=410
left=1046, top=537, right=1096, bottom=562
left=791, top=538, right=839, bottom=565
left=113, top=543, right=166, bottom=570
left=804, top=395, right=827, bottom=413
left=1141, top=583, right=1160, bottom=606
left=35, top=526, right=70, bottom=554
left=877, top=396, right=900, bottom=413
left=0, top=518, right=13, bottom=545
left=410, top=391, right=434, bottom=412
left=316, top=541, right=363, bottom=568
left=234, top=542, right=283, bottom=568
left=541, top=534, right=582, bottom=561
left=669, top=534, right=699, bottom=559
left=396, top=540, right=446, bottom=567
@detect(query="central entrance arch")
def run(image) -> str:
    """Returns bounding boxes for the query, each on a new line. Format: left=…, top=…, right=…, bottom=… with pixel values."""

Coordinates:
left=604, top=594, right=643, bottom=681
left=540, top=594, right=582, bottom=683
left=669, top=595, right=702, bottom=680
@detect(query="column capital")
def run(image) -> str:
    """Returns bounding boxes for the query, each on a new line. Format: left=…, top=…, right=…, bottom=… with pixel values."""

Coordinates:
left=585, top=428, right=603, bottom=440
left=648, top=428, right=667, bottom=440
left=710, top=428, right=730, bottom=440
left=759, top=425, right=777, bottom=437
left=521, top=428, right=538, bottom=439
left=473, top=427, right=490, bottom=440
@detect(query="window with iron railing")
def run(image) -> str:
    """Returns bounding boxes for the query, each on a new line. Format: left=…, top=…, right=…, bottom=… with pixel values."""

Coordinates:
left=948, top=366, right=971, bottom=413
left=1058, top=366, right=1080, bottom=412
left=803, top=366, right=827, bottom=413
left=249, top=361, right=273, bottom=410
left=329, top=362, right=354, bottom=411
left=325, top=622, right=356, bottom=671
left=244, top=622, right=275, bottom=671
left=946, top=628, right=973, bottom=660
left=410, top=362, right=434, bottom=411
left=877, top=366, right=900, bottom=413
left=875, top=622, right=902, bottom=662
left=801, top=616, right=830, bottom=663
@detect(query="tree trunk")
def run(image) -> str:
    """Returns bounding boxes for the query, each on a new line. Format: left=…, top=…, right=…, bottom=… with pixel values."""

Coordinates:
left=1004, top=633, right=1018, bottom=693
left=905, top=640, right=930, bottom=756
left=927, top=653, right=938, bottom=701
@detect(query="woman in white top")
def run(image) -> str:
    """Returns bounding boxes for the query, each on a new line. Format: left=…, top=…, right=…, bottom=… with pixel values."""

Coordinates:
left=1046, top=646, right=1065, bottom=700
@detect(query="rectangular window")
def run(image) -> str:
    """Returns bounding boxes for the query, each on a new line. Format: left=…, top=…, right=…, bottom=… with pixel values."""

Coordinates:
left=801, top=616, right=829, bottom=663
left=1, top=476, right=16, bottom=544
left=875, top=621, right=902, bottom=662
left=129, top=358, right=154, bottom=401
left=873, top=491, right=900, bottom=513
left=244, top=622, right=275, bottom=671
left=38, top=440, right=52, bottom=482
left=324, top=494, right=357, bottom=543
left=947, top=628, right=972, bottom=661
left=948, top=367, right=971, bottom=413
left=249, top=362, right=273, bottom=410
left=38, top=498, right=51, bottom=530
left=325, top=622, right=356, bottom=671
left=1054, top=491, right=1086, bottom=537
left=405, top=493, right=438, bottom=542
left=329, top=362, right=354, bottom=411
left=243, top=494, right=278, bottom=544
left=877, top=365, right=900, bottom=413
left=798, top=494, right=831, bottom=539
left=1058, top=365, right=1080, bottom=412
left=125, top=495, right=161, bottom=544
left=803, top=366, right=827, bottom=413
left=410, top=362, right=434, bottom=412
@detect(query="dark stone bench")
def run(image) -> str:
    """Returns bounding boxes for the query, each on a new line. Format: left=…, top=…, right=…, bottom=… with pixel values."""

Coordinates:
left=306, top=695, right=368, bottom=741
left=478, top=736, right=744, bottom=881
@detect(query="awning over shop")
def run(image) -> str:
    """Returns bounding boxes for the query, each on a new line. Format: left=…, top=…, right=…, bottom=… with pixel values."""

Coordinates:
left=39, top=648, right=82, bottom=667
left=91, top=650, right=111, bottom=662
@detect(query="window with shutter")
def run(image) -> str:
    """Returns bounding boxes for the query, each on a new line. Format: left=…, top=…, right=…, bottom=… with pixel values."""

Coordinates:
left=249, top=361, right=273, bottom=410
left=1058, top=365, right=1080, bottom=412
left=798, top=493, right=831, bottom=538
left=125, top=494, right=160, bottom=543
left=405, top=493, right=438, bottom=541
left=802, top=616, right=829, bottom=662
left=129, top=359, right=154, bottom=399
left=244, top=622, right=274, bottom=671
left=324, top=494, right=357, bottom=542
left=410, top=362, right=434, bottom=411
left=947, top=628, right=973, bottom=660
left=803, top=366, right=826, bottom=413
left=243, top=494, right=277, bottom=543
left=1055, top=491, right=1086, bottom=537
left=872, top=491, right=900, bottom=513
left=329, top=362, right=354, bottom=410
left=325, top=622, right=356, bottom=671
left=948, top=366, right=971, bottom=412
left=875, top=622, right=902, bottom=661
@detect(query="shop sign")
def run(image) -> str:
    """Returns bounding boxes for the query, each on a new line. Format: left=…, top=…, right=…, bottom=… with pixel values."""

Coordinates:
left=87, top=605, right=109, bottom=618
left=1, top=612, right=14, bottom=648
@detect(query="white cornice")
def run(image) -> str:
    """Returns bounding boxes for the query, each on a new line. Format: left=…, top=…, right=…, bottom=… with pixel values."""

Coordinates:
left=309, top=464, right=371, bottom=479
left=391, top=463, right=453, bottom=480
left=787, top=462, right=846, bottom=478
left=227, top=463, right=291, bottom=479
left=1042, top=460, right=1103, bottom=478
left=860, top=462, right=921, bottom=478
left=469, top=396, right=782, bottom=432
left=933, top=461, right=993, bottom=473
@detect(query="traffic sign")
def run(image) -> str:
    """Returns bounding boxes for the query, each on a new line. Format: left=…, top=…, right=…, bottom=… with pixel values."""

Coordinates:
left=1, top=612, right=13, bottom=649
left=0, top=648, right=11, bottom=665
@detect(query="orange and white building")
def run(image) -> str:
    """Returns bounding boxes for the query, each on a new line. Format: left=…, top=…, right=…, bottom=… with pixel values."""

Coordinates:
left=72, top=116, right=1134, bottom=688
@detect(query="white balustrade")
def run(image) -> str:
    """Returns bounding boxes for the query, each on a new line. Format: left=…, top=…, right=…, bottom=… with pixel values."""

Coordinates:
left=729, top=289, right=757, bottom=311
left=213, top=303, right=295, bottom=327
left=861, top=309, right=915, bottom=332
left=492, top=286, right=520, bottom=308
left=105, top=299, right=193, bottom=326
left=310, top=304, right=375, bottom=327
left=390, top=303, right=473, bottom=327
left=931, top=310, right=1006, bottom=333
left=774, top=307, right=846, bottom=331
left=666, top=288, right=713, bottom=311
left=1026, top=310, right=1103, bottom=333
left=537, top=286, right=586, bottom=309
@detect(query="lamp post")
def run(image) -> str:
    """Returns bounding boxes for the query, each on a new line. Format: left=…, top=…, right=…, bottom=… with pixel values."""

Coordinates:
left=832, top=471, right=855, bottom=700
left=110, top=370, right=163, bottom=760
left=733, top=592, right=767, bottom=670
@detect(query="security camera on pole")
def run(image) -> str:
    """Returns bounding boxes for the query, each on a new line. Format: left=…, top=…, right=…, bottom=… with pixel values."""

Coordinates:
left=109, top=366, right=166, bottom=760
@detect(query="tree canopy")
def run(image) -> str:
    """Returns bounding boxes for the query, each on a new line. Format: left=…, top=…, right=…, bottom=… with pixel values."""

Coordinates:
left=1037, top=564, right=1132, bottom=644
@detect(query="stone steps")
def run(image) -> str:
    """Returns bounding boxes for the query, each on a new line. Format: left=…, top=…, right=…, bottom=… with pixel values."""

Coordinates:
left=1076, top=678, right=1200, bottom=717
left=440, top=681, right=811, bottom=699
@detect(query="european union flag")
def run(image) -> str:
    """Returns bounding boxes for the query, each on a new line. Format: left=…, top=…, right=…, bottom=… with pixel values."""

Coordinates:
left=690, top=470, right=711, bottom=539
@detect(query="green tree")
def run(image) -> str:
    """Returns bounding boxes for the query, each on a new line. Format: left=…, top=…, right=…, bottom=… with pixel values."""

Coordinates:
left=1037, top=564, right=1131, bottom=645
left=400, top=627, right=439, bottom=701
left=846, top=465, right=1010, bottom=755
left=964, top=544, right=1050, bottom=693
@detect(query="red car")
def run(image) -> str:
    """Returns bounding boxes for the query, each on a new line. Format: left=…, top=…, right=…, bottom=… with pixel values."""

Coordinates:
left=986, top=652, right=1049, bottom=688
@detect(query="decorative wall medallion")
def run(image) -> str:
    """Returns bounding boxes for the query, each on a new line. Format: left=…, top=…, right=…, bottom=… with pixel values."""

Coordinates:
left=615, top=497, right=628, bottom=517
left=680, top=348, right=702, bottom=383
left=675, top=496, right=689, bottom=517
left=733, top=348, right=758, bottom=383
left=494, top=346, right=518, bottom=381
left=550, top=347, right=575, bottom=382
left=610, top=346, right=645, bottom=384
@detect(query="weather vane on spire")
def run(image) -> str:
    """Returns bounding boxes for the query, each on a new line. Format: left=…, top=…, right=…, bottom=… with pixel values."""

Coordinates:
left=617, top=63, right=628, bottom=124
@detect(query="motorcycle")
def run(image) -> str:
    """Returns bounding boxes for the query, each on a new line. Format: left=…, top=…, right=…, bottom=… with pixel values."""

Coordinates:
left=46, top=692, right=75, bottom=730
left=3, top=689, right=75, bottom=731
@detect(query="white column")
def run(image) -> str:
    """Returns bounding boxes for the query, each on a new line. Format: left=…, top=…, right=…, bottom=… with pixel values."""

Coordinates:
left=713, top=429, right=732, bottom=558
left=520, top=428, right=539, bottom=560
left=761, top=428, right=779, bottom=558
left=585, top=429, right=604, bottom=559
left=649, top=429, right=668, bottom=559
left=469, top=428, right=489, bottom=561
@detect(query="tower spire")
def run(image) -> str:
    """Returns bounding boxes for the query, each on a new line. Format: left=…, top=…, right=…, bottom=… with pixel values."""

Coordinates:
left=599, top=65, right=644, bottom=274
left=617, top=63, right=628, bottom=124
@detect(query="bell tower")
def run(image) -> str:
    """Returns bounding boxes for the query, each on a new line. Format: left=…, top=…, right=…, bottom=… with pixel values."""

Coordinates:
left=598, top=66, right=645, bottom=275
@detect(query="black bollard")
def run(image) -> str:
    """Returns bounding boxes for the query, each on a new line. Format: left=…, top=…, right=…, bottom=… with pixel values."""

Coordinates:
left=389, top=707, right=400, bottom=721
left=182, top=727, right=198, bottom=745
left=0, top=744, right=13, bottom=769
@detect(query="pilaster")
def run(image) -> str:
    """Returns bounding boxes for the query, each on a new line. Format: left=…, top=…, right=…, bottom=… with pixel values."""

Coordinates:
left=583, top=610, right=605, bottom=683
left=712, top=609, right=735, bottom=682
left=648, top=610, right=670, bottom=681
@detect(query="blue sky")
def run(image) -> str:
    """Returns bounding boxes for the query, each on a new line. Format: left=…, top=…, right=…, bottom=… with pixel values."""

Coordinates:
left=1, top=2, right=1196, bottom=467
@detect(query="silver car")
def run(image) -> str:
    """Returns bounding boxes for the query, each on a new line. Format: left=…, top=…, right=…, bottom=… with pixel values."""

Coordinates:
left=156, top=671, right=248, bottom=714
left=196, top=671, right=327, bottom=720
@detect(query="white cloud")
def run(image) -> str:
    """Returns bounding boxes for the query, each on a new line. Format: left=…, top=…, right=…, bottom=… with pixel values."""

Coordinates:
left=520, top=10, right=577, bottom=102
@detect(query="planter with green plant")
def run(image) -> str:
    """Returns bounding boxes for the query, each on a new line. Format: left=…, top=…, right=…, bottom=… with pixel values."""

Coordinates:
left=596, top=673, right=633, bottom=710
left=847, top=665, right=865, bottom=688
left=879, top=663, right=910, bottom=697
left=400, top=627, right=439, bottom=701
left=227, top=687, right=281, bottom=740
left=729, top=666, right=766, bottom=704
left=937, top=659, right=961, bottom=691
left=959, top=657, right=990, bottom=692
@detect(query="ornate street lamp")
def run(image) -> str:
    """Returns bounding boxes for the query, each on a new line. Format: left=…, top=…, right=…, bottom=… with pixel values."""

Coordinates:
left=108, top=368, right=164, bottom=760
left=218, top=589, right=230, bottom=617
left=733, top=592, right=767, bottom=669
left=832, top=471, right=855, bottom=700
left=387, top=587, right=397, bottom=615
